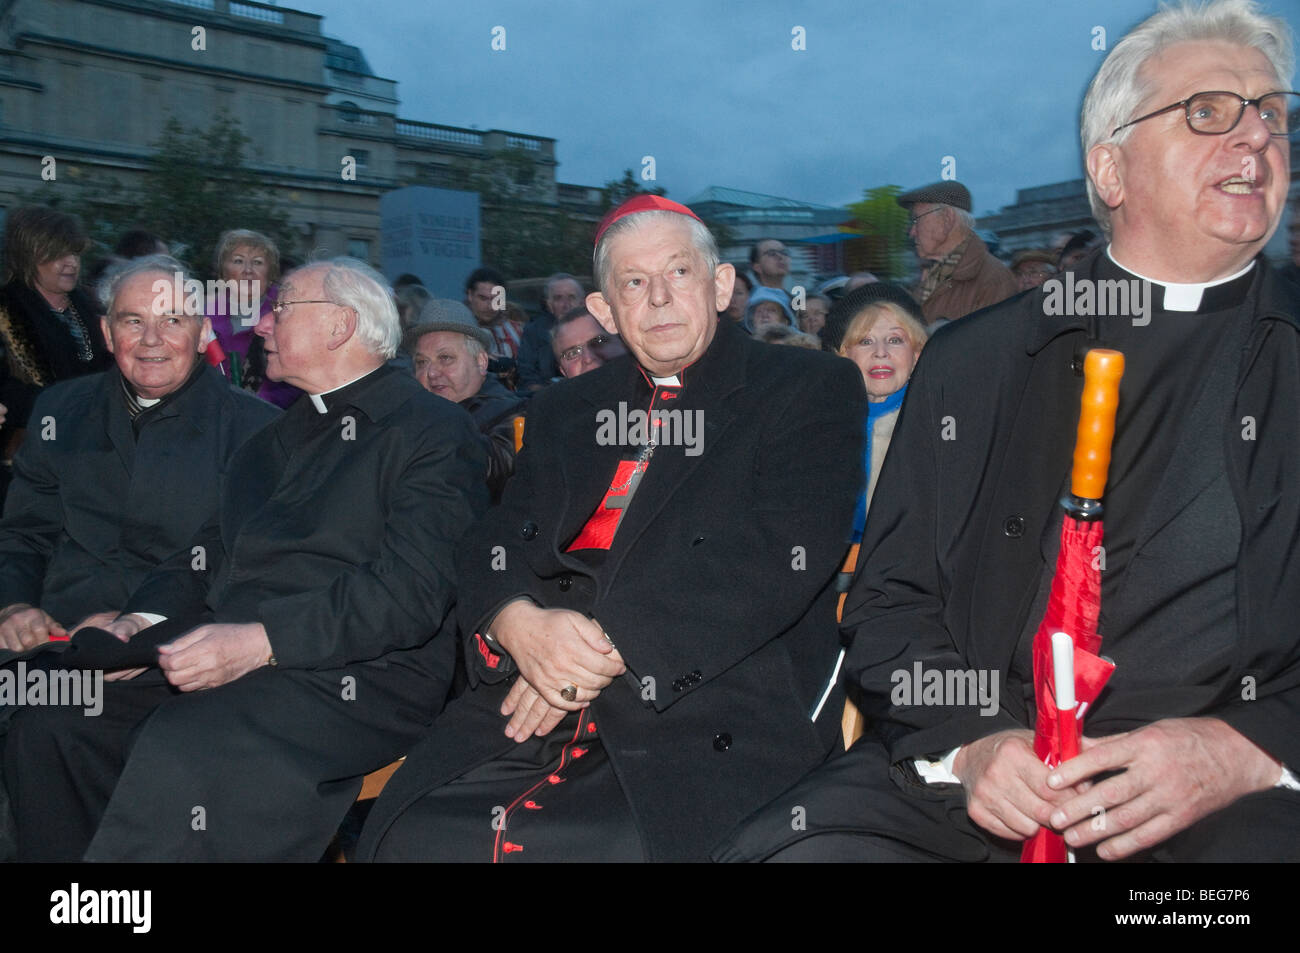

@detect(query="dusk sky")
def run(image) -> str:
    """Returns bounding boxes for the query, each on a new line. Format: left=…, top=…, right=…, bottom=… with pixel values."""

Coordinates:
left=295, top=0, right=1299, bottom=216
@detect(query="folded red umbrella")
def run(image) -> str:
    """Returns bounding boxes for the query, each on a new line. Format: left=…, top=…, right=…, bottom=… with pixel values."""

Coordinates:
left=1022, top=348, right=1124, bottom=864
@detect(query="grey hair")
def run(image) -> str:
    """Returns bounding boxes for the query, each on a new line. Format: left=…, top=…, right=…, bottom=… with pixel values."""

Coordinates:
left=544, top=272, right=583, bottom=300
left=98, top=254, right=199, bottom=317
left=593, top=210, right=720, bottom=297
left=550, top=304, right=594, bottom=340
left=307, top=257, right=401, bottom=358
left=462, top=334, right=486, bottom=361
left=1081, top=0, right=1295, bottom=235
left=949, top=207, right=975, bottom=232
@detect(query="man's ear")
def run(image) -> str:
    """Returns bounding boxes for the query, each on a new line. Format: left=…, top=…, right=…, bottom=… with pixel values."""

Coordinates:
left=475, top=346, right=489, bottom=376
left=326, top=306, right=359, bottom=351
left=1087, top=143, right=1124, bottom=212
left=713, top=262, right=736, bottom=312
left=587, top=291, right=618, bottom=336
left=100, top=316, right=116, bottom=355
left=196, top=316, right=213, bottom=353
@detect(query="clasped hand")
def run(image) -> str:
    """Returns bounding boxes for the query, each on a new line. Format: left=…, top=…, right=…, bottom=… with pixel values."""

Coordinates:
left=954, top=718, right=1280, bottom=859
left=490, top=600, right=625, bottom=742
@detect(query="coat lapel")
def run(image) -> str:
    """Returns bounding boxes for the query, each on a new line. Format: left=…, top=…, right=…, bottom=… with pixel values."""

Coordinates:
left=553, top=323, right=748, bottom=573
left=601, top=325, right=746, bottom=575
left=551, top=358, right=641, bottom=567
left=966, top=326, right=1083, bottom=675
left=103, top=373, right=136, bottom=473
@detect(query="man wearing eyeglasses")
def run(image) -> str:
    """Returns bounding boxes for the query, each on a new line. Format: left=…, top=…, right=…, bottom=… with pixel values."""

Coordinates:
left=5, top=258, right=488, bottom=861
left=719, top=0, right=1300, bottom=863
left=749, top=238, right=793, bottom=293
left=551, top=305, right=627, bottom=378
left=898, top=181, right=1017, bottom=324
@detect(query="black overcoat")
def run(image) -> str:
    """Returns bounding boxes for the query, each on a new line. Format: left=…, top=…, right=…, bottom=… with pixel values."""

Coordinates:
left=845, top=254, right=1300, bottom=771
left=360, top=320, right=868, bottom=861
left=714, top=253, right=1300, bottom=862
left=0, top=365, right=277, bottom=628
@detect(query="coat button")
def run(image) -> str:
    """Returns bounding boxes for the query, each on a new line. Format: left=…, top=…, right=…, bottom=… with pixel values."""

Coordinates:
left=520, top=521, right=539, bottom=540
left=712, top=732, right=732, bottom=752
left=558, top=574, right=572, bottom=592
left=1003, top=516, right=1025, bottom=538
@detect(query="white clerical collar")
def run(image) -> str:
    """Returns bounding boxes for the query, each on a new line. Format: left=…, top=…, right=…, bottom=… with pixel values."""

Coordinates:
left=136, top=396, right=161, bottom=408
left=1106, top=246, right=1256, bottom=312
left=308, top=367, right=382, bottom=414
left=651, top=375, right=681, bottom=387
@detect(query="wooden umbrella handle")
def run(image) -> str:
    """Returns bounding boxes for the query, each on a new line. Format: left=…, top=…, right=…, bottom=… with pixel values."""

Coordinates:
left=1071, top=349, right=1125, bottom=502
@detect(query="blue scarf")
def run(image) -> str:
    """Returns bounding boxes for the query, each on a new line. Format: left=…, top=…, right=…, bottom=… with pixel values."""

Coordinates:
left=850, top=383, right=908, bottom=543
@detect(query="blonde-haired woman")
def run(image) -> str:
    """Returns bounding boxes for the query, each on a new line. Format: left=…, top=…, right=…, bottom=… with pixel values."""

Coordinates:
left=835, top=294, right=926, bottom=542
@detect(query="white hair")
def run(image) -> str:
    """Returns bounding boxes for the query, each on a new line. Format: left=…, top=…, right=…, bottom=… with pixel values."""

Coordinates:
left=98, top=254, right=200, bottom=318
left=311, top=257, right=401, bottom=358
left=593, top=210, right=719, bottom=296
left=1081, top=0, right=1295, bottom=234
left=949, top=207, right=975, bottom=232
left=544, top=272, right=583, bottom=300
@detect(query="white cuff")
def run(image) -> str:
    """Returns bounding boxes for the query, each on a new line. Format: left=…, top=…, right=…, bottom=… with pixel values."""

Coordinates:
left=915, top=746, right=963, bottom=785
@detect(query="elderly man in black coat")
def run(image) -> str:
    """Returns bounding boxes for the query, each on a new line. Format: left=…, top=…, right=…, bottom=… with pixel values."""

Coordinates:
left=3, top=258, right=487, bottom=861
left=358, top=196, right=867, bottom=862
left=0, top=255, right=277, bottom=860
left=0, top=256, right=278, bottom=655
left=717, top=0, right=1300, bottom=863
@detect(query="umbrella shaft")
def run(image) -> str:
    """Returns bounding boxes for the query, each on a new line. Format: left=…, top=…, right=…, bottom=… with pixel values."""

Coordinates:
left=1060, top=494, right=1104, bottom=521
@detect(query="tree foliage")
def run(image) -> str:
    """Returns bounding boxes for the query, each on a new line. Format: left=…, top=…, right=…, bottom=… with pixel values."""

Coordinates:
left=846, top=184, right=910, bottom=279
left=601, top=168, right=665, bottom=207
left=22, top=112, right=294, bottom=279
left=401, top=157, right=734, bottom=283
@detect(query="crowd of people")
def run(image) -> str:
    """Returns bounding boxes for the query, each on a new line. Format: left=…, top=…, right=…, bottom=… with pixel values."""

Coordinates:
left=0, top=0, right=1298, bottom=862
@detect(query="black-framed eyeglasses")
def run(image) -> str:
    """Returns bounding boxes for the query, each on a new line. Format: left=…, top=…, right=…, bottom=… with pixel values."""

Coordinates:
left=908, top=207, right=945, bottom=228
left=558, top=334, right=611, bottom=364
left=271, top=299, right=336, bottom=315
left=760, top=247, right=791, bottom=258
left=1111, top=90, right=1299, bottom=138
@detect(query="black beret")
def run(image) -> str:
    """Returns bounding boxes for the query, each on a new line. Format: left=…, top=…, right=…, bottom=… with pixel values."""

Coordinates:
left=896, top=181, right=972, bottom=212
left=824, top=281, right=925, bottom=352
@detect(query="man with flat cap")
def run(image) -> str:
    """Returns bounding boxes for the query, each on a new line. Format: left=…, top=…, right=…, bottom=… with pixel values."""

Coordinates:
left=358, top=195, right=867, bottom=862
left=898, top=181, right=1017, bottom=323
left=407, top=299, right=525, bottom=503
